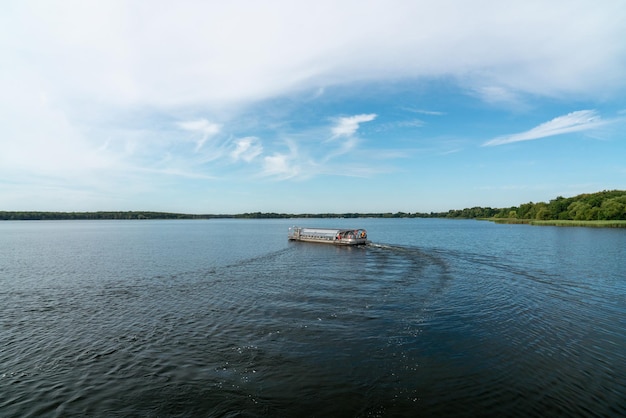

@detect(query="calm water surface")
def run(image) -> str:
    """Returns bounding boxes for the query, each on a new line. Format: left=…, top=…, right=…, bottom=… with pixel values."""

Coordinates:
left=1, top=219, right=625, bottom=417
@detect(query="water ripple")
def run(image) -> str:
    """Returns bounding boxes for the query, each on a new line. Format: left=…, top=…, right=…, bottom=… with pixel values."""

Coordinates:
left=1, top=220, right=625, bottom=417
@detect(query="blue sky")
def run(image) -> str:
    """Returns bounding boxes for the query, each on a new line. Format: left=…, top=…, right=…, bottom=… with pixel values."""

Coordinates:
left=2, top=1, right=626, bottom=213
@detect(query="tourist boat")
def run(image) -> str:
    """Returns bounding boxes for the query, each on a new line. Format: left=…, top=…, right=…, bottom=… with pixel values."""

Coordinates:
left=288, top=226, right=368, bottom=245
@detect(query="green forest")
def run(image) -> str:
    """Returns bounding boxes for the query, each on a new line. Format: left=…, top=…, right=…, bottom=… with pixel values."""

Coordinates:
left=443, top=190, right=626, bottom=221
left=1, top=190, right=625, bottom=222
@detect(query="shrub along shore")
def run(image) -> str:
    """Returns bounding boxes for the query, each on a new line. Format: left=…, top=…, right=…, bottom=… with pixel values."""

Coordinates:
left=489, top=219, right=626, bottom=228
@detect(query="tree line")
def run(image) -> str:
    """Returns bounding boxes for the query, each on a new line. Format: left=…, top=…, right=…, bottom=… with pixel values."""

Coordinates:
left=2, top=190, right=625, bottom=221
left=0, top=211, right=232, bottom=220
left=443, top=190, right=626, bottom=221
left=0, top=210, right=433, bottom=220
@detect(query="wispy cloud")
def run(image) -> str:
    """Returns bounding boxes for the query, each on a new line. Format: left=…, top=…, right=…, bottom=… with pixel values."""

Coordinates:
left=259, top=137, right=301, bottom=179
left=177, top=119, right=221, bottom=151
left=136, top=166, right=217, bottom=180
left=330, top=114, right=377, bottom=138
left=257, top=114, right=381, bottom=180
left=483, top=110, right=607, bottom=146
left=403, top=108, right=445, bottom=116
left=312, top=113, right=376, bottom=164
left=263, top=153, right=300, bottom=179
left=231, top=136, right=262, bottom=162
left=376, top=118, right=425, bottom=132
left=471, top=86, right=528, bottom=110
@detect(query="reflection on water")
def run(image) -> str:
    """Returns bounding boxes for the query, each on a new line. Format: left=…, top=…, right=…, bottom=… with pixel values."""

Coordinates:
left=1, top=219, right=625, bottom=417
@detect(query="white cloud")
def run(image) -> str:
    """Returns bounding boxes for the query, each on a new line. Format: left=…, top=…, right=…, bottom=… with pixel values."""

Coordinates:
left=0, top=78, right=113, bottom=175
left=6, top=1, right=623, bottom=110
left=177, top=119, right=221, bottom=151
left=471, top=86, right=527, bottom=110
left=403, top=108, right=445, bottom=116
left=263, top=153, right=299, bottom=179
left=177, top=119, right=221, bottom=134
left=483, top=110, right=607, bottom=146
left=330, top=114, right=377, bottom=138
left=231, top=137, right=262, bottom=162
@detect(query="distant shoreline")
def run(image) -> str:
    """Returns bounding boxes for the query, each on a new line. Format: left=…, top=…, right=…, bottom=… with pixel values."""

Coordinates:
left=3, top=190, right=626, bottom=227
left=3, top=211, right=626, bottom=228
left=0, top=211, right=435, bottom=221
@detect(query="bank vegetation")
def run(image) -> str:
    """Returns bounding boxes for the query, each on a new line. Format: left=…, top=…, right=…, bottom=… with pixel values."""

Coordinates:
left=2, top=190, right=625, bottom=227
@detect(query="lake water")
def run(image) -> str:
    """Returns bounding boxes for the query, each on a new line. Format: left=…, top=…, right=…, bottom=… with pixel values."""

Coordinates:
left=1, top=218, right=625, bottom=417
